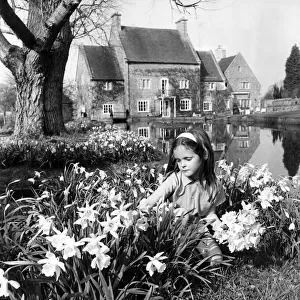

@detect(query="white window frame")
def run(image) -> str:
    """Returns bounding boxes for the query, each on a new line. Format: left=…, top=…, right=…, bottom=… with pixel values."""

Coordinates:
left=180, top=99, right=191, bottom=111
left=103, top=104, right=113, bottom=114
left=203, top=101, right=212, bottom=111
left=161, top=78, right=169, bottom=96
left=138, top=127, right=150, bottom=138
left=103, top=81, right=113, bottom=91
left=239, top=140, right=249, bottom=148
left=137, top=100, right=149, bottom=112
left=179, top=80, right=189, bottom=89
left=139, top=79, right=151, bottom=89
left=240, top=82, right=250, bottom=89
left=208, top=82, right=215, bottom=90
left=238, top=66, right=242, bottom=72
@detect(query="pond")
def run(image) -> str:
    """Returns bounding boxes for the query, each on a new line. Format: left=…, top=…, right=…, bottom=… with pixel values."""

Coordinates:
left=127, top=118, right=300, bottom=178
left=1, top=117, right=300, bottom=178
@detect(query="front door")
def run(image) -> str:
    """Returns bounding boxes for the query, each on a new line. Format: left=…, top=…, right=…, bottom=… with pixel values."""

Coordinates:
left=160, top=100, right=170, bottom=117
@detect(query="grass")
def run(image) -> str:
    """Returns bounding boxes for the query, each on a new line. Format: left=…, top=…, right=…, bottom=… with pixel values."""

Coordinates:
left=199, top=257, right=300, bottom=299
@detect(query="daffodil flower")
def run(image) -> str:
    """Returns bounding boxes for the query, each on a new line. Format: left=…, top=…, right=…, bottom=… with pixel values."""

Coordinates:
left=74, top=202, right=99, bottom=229
left=46, top=228, right=69, bottom=250
left=145, top=252, right=168, bottom=276
left=90, top=246, right=111, bottom=270
left=61, top=236, right=84, bottom=260
left=100, top=213, right=121, bottom=239
left=81, top=234, right=107, bottom=255
left=36, top=215, right=55, bottom=235
left=111, top=201, right=132, bottom=220
left=38, top=252, right=66, bottom=280
left=0, top=269, right=20, bottom=297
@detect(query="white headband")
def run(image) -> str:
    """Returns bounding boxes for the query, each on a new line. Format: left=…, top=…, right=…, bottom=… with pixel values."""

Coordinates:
left=176, top=132, right=197, bottom=142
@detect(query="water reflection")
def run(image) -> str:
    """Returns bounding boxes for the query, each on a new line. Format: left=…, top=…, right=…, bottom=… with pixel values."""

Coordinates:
left=128, top=118, right=300, bottom=177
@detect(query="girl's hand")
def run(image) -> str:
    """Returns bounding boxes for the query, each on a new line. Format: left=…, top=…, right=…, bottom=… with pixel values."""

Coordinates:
left=138, top=198, right=152, bottom=210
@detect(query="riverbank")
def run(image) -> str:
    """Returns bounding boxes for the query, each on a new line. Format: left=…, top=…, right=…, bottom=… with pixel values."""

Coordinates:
left=229, top=110, right=300, bottom=126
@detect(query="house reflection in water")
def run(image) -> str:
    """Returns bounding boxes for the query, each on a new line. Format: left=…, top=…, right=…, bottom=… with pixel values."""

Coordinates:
left=224, top=124, right=260, bottom=167
left=129, top=118, right=233, bottom=163
left=126, top=118, right=261, bottom=167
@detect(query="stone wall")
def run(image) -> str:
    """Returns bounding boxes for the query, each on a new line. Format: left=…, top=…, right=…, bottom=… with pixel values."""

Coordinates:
left=264, top=98, right=300, bottom=112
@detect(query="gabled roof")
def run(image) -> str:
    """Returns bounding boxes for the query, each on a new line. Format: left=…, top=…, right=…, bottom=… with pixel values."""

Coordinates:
left=197, top=51, right=225, bottom=82
left=82, top=45, right=123, bottom=81
left=119, top=26, right=199, bottom=64
left=219, top=55, right=237, bottom=72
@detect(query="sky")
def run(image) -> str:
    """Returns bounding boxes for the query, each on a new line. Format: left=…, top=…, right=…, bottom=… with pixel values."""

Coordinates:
left=1, top=0, right=300, bottom=95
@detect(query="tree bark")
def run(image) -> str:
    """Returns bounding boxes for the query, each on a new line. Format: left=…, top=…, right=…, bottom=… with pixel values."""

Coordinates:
left=0, top=0, right=80, bottom=137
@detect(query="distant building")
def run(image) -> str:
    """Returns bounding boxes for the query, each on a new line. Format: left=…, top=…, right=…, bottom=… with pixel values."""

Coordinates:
left=218, top=49, right=261, bottom=114
left=197, top=50, right=230, bottom=116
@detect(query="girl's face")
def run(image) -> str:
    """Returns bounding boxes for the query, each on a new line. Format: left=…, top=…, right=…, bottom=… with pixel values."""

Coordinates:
left=173, top=145, right=202, bottom=180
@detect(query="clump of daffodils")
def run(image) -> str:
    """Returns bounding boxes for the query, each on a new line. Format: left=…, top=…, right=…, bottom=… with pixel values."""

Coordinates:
left=213, top=201, right=266, bottom=253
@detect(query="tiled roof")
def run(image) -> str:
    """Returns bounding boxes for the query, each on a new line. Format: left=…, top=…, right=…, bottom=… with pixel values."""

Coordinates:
left=82, top=45, right=123, bottom=80
left=197, top=51, right=224, bottom=82
left=119, top=26, right=199, bottom=64
left=219, top=55, right=236, bottom=72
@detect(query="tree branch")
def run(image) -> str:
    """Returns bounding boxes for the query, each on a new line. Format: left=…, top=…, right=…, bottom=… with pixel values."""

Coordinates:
left=0, top=0, right=36, bottom=48
left=40, top=0, right=82, bottom=50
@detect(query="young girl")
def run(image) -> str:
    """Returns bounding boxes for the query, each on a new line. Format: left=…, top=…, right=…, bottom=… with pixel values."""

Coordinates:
left=139, top=127, right=225, bottom=264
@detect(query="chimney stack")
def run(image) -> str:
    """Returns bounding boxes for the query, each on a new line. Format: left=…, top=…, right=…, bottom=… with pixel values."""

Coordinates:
left=214, top=45, right=226, bottom=61
left=176, top=17, right=188, bottom=37
left=111, top=12, right=121, bottom=32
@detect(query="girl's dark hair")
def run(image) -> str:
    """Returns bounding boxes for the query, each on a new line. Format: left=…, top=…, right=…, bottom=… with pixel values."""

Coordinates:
left=165, top=127, right=216, bottom=186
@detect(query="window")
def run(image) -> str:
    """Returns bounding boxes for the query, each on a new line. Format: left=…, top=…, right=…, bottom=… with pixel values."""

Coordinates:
left=180, top=99, right=191, bottom=111
left=161, top=78, right=169, bottom=96
left=203, top=101, right=212, bottom=111
left=138, top=127, right=150, bottom=138
left=239, top=140, right=249, bottom=148
left=208, top=82, right=215, bottom=90
left=137, top=100, right=149, bottom=112
left=240, top=82, right=250, bottom=89
left=139, top=79, right=151, bottom=89
left=238, top=66, right=242, bottom=72
left=179, top=80, right=189, bottom=89
left=240, top=99, right=250, bottom=108
left=103, top=104, right=113, bottom=114
left=103, top=81, right=113, bottom=90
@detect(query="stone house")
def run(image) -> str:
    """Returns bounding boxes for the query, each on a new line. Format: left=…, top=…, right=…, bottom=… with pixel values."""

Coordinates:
left=196, top=50, right=230, bottom=116
left=76, top=13, right=201, bottom=125
left=76, top=45, right=124, bottom=120
left=216, top=46, right=261, bottom=114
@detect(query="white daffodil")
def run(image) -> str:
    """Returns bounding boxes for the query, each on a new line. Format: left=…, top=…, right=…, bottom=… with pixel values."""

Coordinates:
left=100, top=213, right=121, bottom=239
left=289, top=223, right=296, bottom=230
left=61, top=236, right=84, bottom=260
left=111, top=201, right=132, bottom=220
left=0, top=269, right=20, bottom=297
left=74, top=202, right=99, bottom=229
left=90, top=246, right=111, bottom=270
left=145, top=252, right=168, bottom=277
left=257, top=187, right=276, bottom=209
left=36, top=215, right=55, bottom=235
left=108, top=188, right=122, bottom=208
left=46, top=228, right=69, bottom=250
left=81, top=234, right=107, bottom=255
left=38, top=252, right=66, bottom=280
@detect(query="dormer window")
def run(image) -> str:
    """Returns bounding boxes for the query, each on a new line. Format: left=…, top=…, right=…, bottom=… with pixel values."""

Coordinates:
left=179, top=80, right=189, bottom=89
left=104, top=81, right=113, bottom=91
left=240, top=82, right=250, bottom=89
